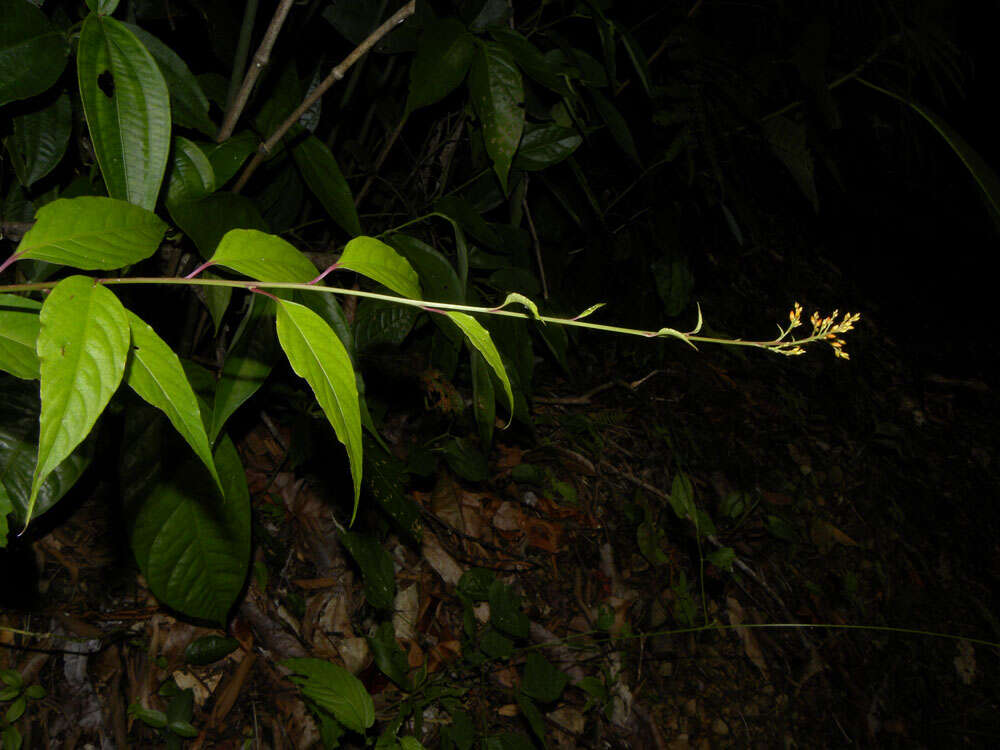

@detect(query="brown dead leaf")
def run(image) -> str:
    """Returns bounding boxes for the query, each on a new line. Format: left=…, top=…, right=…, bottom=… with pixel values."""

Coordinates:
left=498, top=704, right=519, bottom=717
left=422, top=534, right=464, bottom=586
left=492, top=500, right=523, bottom=531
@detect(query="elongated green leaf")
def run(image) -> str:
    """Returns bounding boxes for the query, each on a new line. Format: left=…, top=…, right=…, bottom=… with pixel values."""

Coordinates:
left=0, top=294, right=41, bottom=380
left=856, top=77, right=1000, bottom=226
left=283, top=658, right=375, bottom=733
left=337, top=236, right=422, bottom=300
left=14, top=196, right=167, bottom=270
left=387, top=234, right=464, bottom=303
left=291, top=130, right=362, bottom=237
left=368, top=621, right=410, bottom=689
left=618, top=25, right=651, bottom=97
left=128, top=433, right=250, bottom=623
left=125, top=310, right=221, bottom=494
left=468, top=42, right=524, bottom=192
left=353, top=300, right=419, bottom=352
left=123, top=23, right=215, bottom=136
left=444, top=311, right=512, bottom=424
left=210, top=295, right=278, bottom=442
left=405, top=19, right=476, bottom=114
left=211, top=228, right=317, bottom=282
left=86, top=0, right=120, bottom=14
left=0, top=374, right=93, bottom=527
left=470, top=349, right=495, bottom=448
left=513, top=124, right=582, bottom=171
left=77, top=14, right=171, bottom=211
left=165, top=136, right=215, bottom=208
left=489, top=28, right=570, bottom=94
left=201, top=131, right=258, bottom=187
left=340, top=531, right=396, bottom=610
left=590, top=88, right=639, bottom=163
left=169, top=193, right=267, bottom=258
left=275, top=299, right=362, bottom=518
left=28, top=276, right=129, bottom=526
left=0, top=0, right=69, bottom=107
left=5, top=93, right=71, bottom=189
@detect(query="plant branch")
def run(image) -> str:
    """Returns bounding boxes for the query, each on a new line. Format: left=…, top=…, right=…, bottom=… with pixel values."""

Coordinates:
left=232, top=1, right=417, bottom=193
left=0, top=277, right=858, bottom=357
left=217, top=0, right=295, bottom=143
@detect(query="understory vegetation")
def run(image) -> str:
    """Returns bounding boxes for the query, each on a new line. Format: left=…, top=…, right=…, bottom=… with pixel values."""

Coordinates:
left=1, top=0, right=998, bottom=747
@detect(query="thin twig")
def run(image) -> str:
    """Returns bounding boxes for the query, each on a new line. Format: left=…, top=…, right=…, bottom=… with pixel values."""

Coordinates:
left=355, top=114, right=409, bottom=208
left=217, top=0, right=296, bottom=143
left=222, top=0, right=260, bottom=132
left=522, top=179, right=549, bottom=299
left=233, top=1, right=417, bottom=194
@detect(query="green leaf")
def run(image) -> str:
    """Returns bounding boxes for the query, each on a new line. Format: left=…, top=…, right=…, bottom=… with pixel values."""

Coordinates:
left=336, top=236, right=422, bottom=300
left=283, top=658, right=375, bottom=733
left=201, top=131, right=258, bottom=187
left=522, top=652, right=568, bottom=703
left=471, top=350, right=495, bottom=449
left=125, top=310, right=221, bottom=494
left=488, top=579, right=529, bottom=639
left=668, top=471, right=695, bottom=522
left=652, top=253, right=693, bottom=317
left=513, top=124, right=582, bottom=171
left=291, top=130, right=362, bottom=237
left=468, top=41, right=524, bottom=192
left=364, top=437, right=422, bottom=542
left=457, top=568, right=495, bottom=601
left=618, top=25, right=651, bottom=97
left=168, top=193, right=267, bottom=258
left=165, top=136, right=215, bottom=208
left=0, top=487, right=11, bottom=545
left=762, top=116, right=818, bottom=212
left=368, top=621, right=410, bottom=689
left=590, top=89, right=639, bottom=163
left=0, top=668, right=22, bottom=688
left=340, top=531, right=396, bottom=610
left=5, top=92, right=72, bottom=188
left=491, top=292, right=541, bottom=321
left=77, top=14, right=171, bottom=211
left=856, top=77, right=1000, bottom=227
left=128, top=701, right=168, bottom=729
left=4, top=695, right=26, bottom=724
left=167, top=720, right=199, bottom=739
left=444, top=312, right=513, bottom=424
left=489, top=28, right=570, bottom=94
left=28, top=276, right=129, bottom=527
left=1, top=725, right=21, bottom=750
left=184, top=635, right=240, bottom=665
left=706, top=546, right=735, bottom=572
left=405, top=19, right=476, bottom=114
left=387, top=234, right=464, bottom=303
left=0, top=0, right=69, bottom=107
left=86, top=0, right=120, bottom=14
left=123, top=23, right=215, bottom=136
left=0, top=294, right=41, bottom=380
left=479, top=627, right=514, bottom=659
left=443, top=709, right=475, bottom=750
left=434, top=195, right=500, bottom=251
left=275, top=298, right=363, bottom=519
left=211, top=228, right=318, bottom=282
left=210, top=295, right=277, bottom=442
left=441, top=437, right=487, bottom=482
left=0, top=375, right=93, bottom=526
left=353, top=300, right=419, bottom=352
left=128, top=434, right=250, bottom=623
left=515, top=693, right=547, bottom=749
left=14, top=197, right=167, bottom=269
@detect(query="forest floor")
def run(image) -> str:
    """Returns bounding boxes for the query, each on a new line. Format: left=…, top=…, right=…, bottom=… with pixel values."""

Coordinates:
left=2, top=246, right=999, bottom=749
